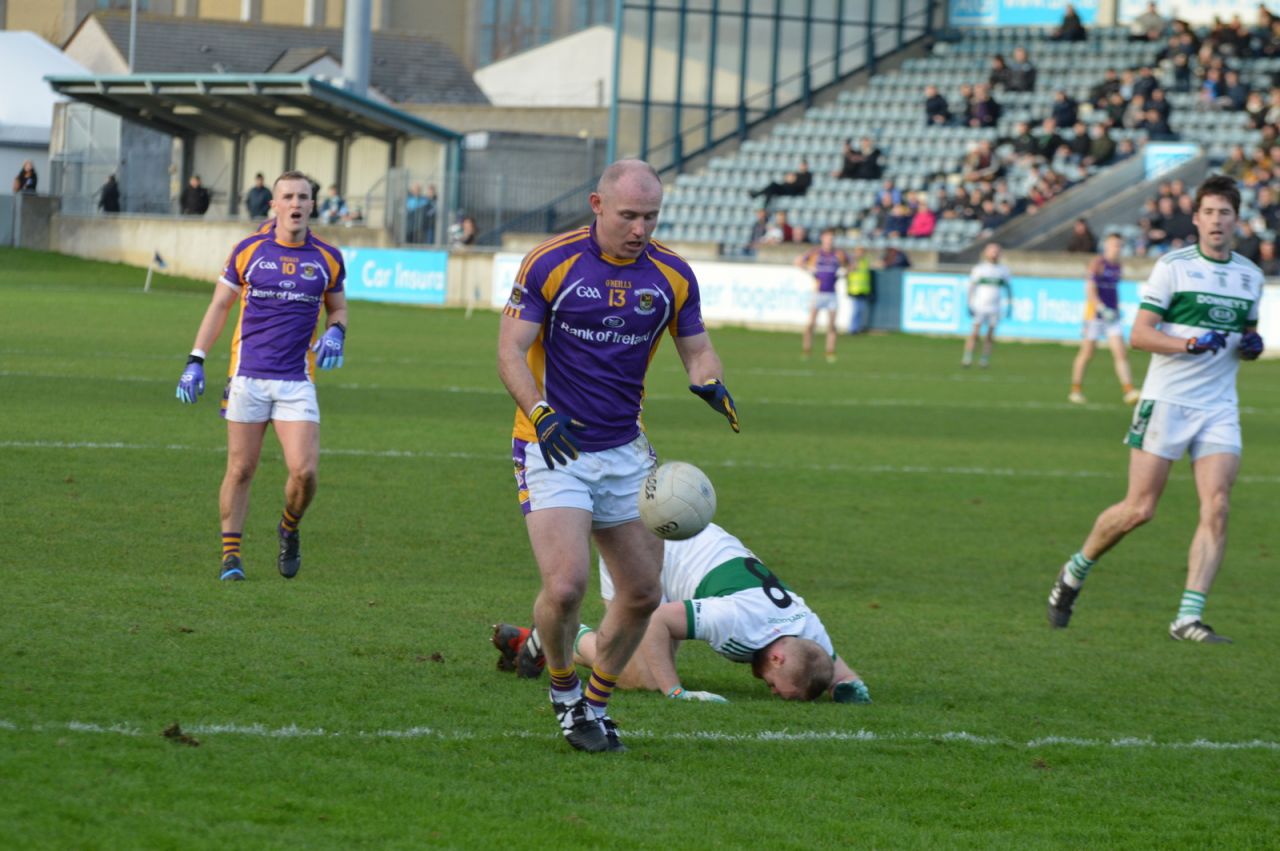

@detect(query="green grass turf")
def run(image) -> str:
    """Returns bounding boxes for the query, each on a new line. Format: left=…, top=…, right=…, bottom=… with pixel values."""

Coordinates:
left=1, top=246, right=1278, bottom=848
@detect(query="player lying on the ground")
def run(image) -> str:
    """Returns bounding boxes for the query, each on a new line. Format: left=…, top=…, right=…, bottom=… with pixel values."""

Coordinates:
left=494, top=523, right=871, bottom=703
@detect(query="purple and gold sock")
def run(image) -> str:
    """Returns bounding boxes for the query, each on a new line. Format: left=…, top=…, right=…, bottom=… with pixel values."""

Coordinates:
left=549, top=665, right=581, bottom=702
left=584, top=668, right=618, bottom=712
left=221, top=532, right=242, bottom=561
left=279, top=508, right=300, bottom=536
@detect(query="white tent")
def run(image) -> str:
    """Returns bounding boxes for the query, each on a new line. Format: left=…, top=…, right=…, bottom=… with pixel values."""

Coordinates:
left=0, top=31, right=90, bottom=189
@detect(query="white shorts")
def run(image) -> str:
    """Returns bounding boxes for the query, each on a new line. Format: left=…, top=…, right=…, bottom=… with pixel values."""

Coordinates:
left=970, top=309, right=1000, bottom=328
left=513, top=433, right=657, bottom=528
left=811, top=292, right=838, bottom=313
left=1125, top=400, right=1241, bottom=461
left=1083, top=316, right=1124, bottom=341
left=222, top=376, right=320, bottom=423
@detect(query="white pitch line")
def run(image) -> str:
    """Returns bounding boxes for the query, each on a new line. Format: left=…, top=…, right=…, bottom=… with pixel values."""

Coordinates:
left=4, top=369, right=1276, bottom=416
left=6, top=439, right=1280, bottom=484
left=4, top=719, right=1278, bottom=751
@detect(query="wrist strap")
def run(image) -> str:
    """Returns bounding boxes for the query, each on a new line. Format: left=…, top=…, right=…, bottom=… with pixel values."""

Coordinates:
left=529, top=401, right=551, bottom=421
left=329, top=322, right=346, bottom=335
left=186, top=354, right=205, bottom=366
left=666, top=686, right=685, bottom=699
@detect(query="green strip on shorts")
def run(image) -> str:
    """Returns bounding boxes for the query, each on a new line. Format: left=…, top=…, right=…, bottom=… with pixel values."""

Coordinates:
left=1126, top=400, right=1155, bottom=449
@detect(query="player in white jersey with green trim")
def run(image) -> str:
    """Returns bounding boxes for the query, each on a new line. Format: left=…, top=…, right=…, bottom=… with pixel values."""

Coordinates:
left=1046, top=176, right=1265, bottom=643
left=962, top=242, right=1013, bottom=368
left=494, top=523, right=869, bottom=703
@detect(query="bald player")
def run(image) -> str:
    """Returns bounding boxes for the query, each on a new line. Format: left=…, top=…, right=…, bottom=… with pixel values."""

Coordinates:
left=497, top=159, right=739, bottom=752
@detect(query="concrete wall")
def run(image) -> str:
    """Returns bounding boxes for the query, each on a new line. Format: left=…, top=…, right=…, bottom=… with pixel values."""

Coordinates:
left=49, top=213, right=392, bottom=281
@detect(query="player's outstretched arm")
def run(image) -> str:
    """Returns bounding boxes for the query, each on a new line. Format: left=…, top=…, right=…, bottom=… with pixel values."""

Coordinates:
left=177, top=283, right=238, bottom=404
left=629, top=601, right=724, bottom=702
left=676, top=332, right=739, bottom=433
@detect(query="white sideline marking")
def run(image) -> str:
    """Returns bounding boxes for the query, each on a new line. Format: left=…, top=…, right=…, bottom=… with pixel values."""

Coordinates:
left=7, top=439, right=1280, bottom=484
left=3, top=369, right=1276, bottom=416
left=4, top=719, right=1278, bottom=750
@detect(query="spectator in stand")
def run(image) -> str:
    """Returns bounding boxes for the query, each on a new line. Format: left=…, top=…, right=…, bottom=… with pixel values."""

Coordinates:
left=245, top=173, right=272, bottom=219
left=1051, top=90, right=1080, bottom=127
left=979, top=199, right=1009, bottom=235
left=883, top=202, right=912, bottom=238
left=957, top=84, right=976, bottom=125
left=989, top=54, right=1012, bottom=91
left=1256, top=184, right=1280, bottom=229
left=881, top=246, right=910, bottom=269
left=1130, top=1, right=1168, bottom=41
left=318, top=185, right=349, bottom=225
left=1235, top=219, right=1262, bottom=261
left=1066, top=218, right=1097, bottom=253
left=1140, top=105, right=1176, bottom=140
left=1052, top=4, right=1087, bottom=42
left=834, top=138, right=883, bottom=180
left=1006, top=120, right=1039, bottom=159
left=1133, top=66, right=1160, bottom=100
left=1265, top=87, right=1280, bottom=125
left=760, top=210, right=795, bottom=244
left=179, top=174, right=210, bottom=215
left=1034, top=118, right=1065, bottom=160
left=1245, top=90, right=1268, bottom=127
left=907, top=197, right=937, bottom=238
left=1200, top=67, right=1225, bottom=109
left=1169, top=53, right=1193, bottom=93
left=751, top=159, right=812, bottom=205
left=1123, top=93, right=1149, bottom=129
left=1090, top=69, right=1121, bottom=108
left=792, top=225, right=811, bottom=244
left=451, top=214, right=478, bottom=246
left=1007, top=47, right=1038, bottom=92
left=1104, top=91, right=1129, bottom=125
left=1222, top=69, right=1250, bottom=110
left=1088, top=123, right=1117, bottom=169
left=407, top=182, right=437, bottom=243
left=941, top=185, right=970, bottom=219
left=12, top=160, right=37, bottom=194
left=874, top=178, right=902, bottom=210
left=97, top=174, right=121, bottom=214
left=1218, top=143, right=1249, bottom=180
left=1067, top=121, right=1092, bottom=161
left=924, top=84, right=951, bottom=126
left=1149, top=86, right=1173, bottom=122
left=969, top=84, right=1002, bottom=128
left=1257, top=239, right=1280, bottom=275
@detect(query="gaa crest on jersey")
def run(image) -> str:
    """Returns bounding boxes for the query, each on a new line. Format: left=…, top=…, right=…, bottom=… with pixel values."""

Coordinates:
left=635, top=289, right=657, bottom=315
left=508, top=286, right=524, bottom=306
left=300, top=263, right=318, bottom=281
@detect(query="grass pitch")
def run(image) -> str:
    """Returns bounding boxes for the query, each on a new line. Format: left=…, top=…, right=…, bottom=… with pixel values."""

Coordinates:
left=1, top=247, right=1278, bottom=849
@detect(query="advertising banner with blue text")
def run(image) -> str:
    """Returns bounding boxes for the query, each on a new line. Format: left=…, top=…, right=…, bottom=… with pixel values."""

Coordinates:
left=901, top=272, right=1141, bottom=341
left=342, top=247, right=448, bottom=305
left=949, top=0, right=1097, bottom=28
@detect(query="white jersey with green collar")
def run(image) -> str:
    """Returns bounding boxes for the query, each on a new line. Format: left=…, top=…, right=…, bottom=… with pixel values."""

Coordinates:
left=1138, top=245, right=1262, bottom=409
left=598, top=523, right=836, bottom=663
left=968, top=261, right=1011, bottom=313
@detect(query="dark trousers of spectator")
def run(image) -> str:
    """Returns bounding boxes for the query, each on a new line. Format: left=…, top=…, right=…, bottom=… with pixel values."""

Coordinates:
left=849, top=296, right=871, bottom=334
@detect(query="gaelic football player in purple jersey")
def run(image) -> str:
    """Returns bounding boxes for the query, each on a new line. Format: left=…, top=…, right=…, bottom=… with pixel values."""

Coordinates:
left=175, top=171, right=348, bottom=582
left=497, top=159, right=739, bottom=752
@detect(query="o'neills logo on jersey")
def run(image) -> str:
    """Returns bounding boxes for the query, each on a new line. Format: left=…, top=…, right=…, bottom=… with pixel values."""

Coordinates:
left=635, top=289, right=657, bottom=315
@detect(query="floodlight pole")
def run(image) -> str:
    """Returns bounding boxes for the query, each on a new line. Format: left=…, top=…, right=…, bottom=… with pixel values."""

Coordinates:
left=128, top=0, right=138, bottom=72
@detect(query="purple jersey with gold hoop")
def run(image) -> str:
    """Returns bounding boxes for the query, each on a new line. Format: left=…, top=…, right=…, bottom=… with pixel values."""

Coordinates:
left=1090, top=258, right=1121, bottom=315
left=503, top=224, right=706, bottom=452
left=218, top=229, right=345, bottom=382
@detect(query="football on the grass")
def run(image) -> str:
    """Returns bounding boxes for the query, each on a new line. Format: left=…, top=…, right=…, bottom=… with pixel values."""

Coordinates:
left=639, top=462, right=716, bottom=540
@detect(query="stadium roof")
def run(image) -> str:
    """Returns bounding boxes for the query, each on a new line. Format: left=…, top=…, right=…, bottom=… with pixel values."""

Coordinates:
left=43, top=74, right=462, bottom=144
left=0, top=31, right=90, bottom=146
left=66, top=11, right=489, bottom=106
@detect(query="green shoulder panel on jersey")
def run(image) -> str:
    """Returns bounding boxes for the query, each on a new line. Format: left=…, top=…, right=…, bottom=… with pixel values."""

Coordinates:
left=1156, top=246, right=1199, bottom=266
left=1162, top=290, right=1256, bottom=331
left=693, top=556, right=793, bottom=598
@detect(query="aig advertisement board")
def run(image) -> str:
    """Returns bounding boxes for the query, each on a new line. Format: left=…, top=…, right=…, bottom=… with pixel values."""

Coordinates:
left=949, top=0, right=1097, bottom=27
left=341, top=247, right=448, bottom=305
left=490, top=252, right=853, bottom=329
left=901, top=272, right=1141, bottom=341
